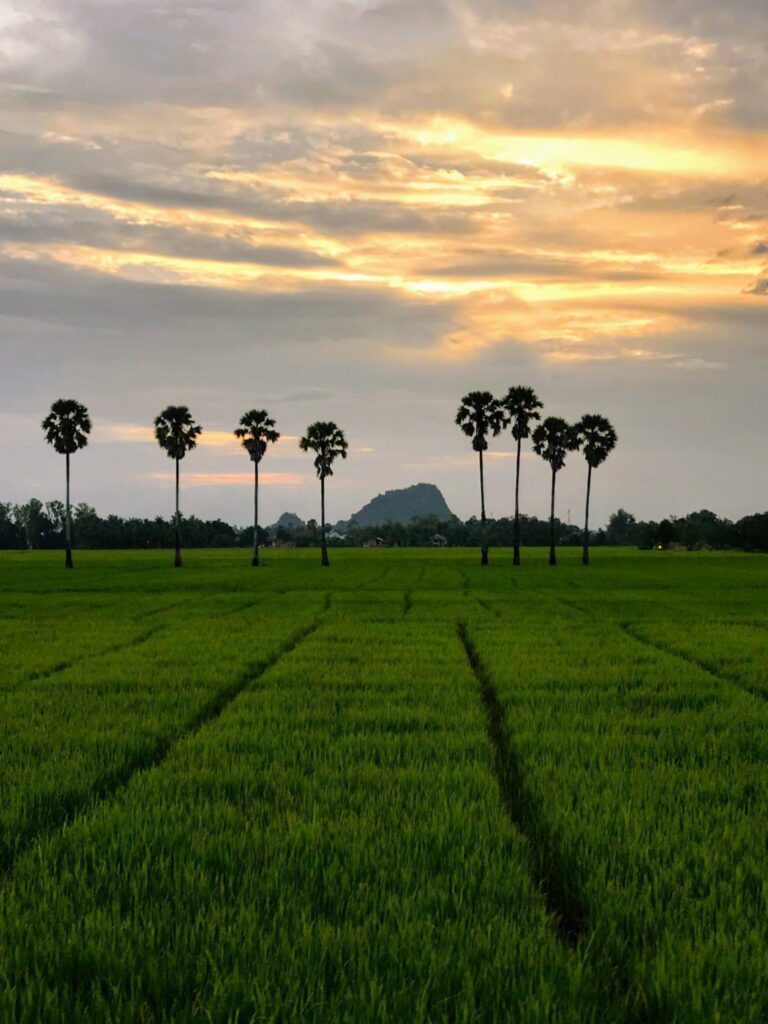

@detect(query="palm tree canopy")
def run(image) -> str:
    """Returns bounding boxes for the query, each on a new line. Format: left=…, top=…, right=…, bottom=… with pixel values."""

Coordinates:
left=154, top=405, right=202, bottom=460
left=502, top=385, right=543, bottom=441
left=299, top=421, right=348, bottom=479
left=532, top=416, right=580, bottom=472
left=455, top=391, right=507, bottom=452
left=234, top=409, right=280, bottom=463
left=42, top=399, right=91, bottom=455
left=576, top=413, right=618, bottom=469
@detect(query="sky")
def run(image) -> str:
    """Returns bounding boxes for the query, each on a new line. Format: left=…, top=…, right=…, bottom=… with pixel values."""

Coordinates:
left=1, top=0, right=766, bottom=529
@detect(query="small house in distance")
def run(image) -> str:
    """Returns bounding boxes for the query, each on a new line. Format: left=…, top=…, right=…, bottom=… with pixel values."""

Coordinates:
left=362, top=536, right=385, bottom=548
left=432, top=533, right=448, bottom=547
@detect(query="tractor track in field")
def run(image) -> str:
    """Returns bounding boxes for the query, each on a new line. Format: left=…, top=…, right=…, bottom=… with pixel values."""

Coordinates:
left=457, top=621, right=588, bottom=949
left=6, top=625, right=165, bottom=690
left=402, top=568, right=426, bottom=615
left=473, top=596, right=501, bottom=618
left=0, top=597, right=331, bottom=879
left=619, top=623, right=768, bottom=705
left=131, top=594, right=198, bottom=621
left=358, top=568, right=393, bottom=591
left=554, top=594, right=768, bottom=705
left=7, top=597, right=266, bottom=692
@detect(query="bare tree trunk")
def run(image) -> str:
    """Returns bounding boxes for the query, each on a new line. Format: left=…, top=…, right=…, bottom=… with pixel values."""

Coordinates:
left=174, top=457, right=182, bottom=568
left=479, top=448, right=488, bottom=565
left=549, top=466, right=557, bottom=566
left=321, top=475, right=329, bottom=567
left=582, top=463, right=592, bottom=566
left=65, top=452, right=73, bottom=569
left=513, top=434, right=521, bottom=566
left=252, top=460, right=260, bottom=567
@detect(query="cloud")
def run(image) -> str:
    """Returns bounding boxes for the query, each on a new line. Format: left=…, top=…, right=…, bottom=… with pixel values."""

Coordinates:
left=148, top=471, right=303, bottom=487
left=1, top=0, right=767, bottom=525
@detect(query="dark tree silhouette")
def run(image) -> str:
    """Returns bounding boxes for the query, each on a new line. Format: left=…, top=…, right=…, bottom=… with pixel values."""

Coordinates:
left=153, top=406, right=202, bottom=567
left=456, top=391, right=506, bottom=565
left=532, top=416, right=580, bottom=566
left=299, top=422, right=348, bottom=566
left=41, top=399, right=91, bottom=568
left=502, top=385, right=543, bottom=566
left=576, top=413, right=617, bottom=565
left=234, top=409, right=280, bottom=567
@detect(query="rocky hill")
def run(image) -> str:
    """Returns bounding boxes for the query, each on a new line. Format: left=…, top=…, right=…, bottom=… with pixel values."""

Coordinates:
left=269, top=512, right=306, bottom=531
left=349, top=483, right=453, bottom=527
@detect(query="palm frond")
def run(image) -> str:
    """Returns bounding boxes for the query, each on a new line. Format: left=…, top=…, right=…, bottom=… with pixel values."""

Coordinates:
left=154, top=405, right=203, bottom=461
left=41, top=399, right=92, bottom=455
left=532, top=416, right=580, bottom=472
left=576, top=413, right=618, bottom=469
left=299, top=421, right=349, bottom=479
left=234, top=409, right=280, bottom=462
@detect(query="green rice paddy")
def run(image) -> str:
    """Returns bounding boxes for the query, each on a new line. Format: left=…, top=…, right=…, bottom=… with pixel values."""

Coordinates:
left=0, top=547, right=766, bottom=1022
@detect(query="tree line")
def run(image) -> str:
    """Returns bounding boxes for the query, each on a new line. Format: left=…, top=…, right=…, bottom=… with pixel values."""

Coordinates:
left=3, top=501, right=767, bottom=553
left=37, top=388, right=616, bottom=569
left=20, top=390, right=764, bottom=567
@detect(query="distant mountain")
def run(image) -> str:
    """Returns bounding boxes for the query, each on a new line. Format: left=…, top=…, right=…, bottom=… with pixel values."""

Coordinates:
left=269, top=512, right=306, bottom=531
left=349, top=483, right=453, bottom=527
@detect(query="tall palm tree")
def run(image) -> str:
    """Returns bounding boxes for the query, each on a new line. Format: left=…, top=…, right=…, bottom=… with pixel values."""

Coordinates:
left=153, top=405, right=202, bottom=567
left=41, top=399, right=91, bottom=569
left=299, top=421, right=348, bottom=567
left=456, top=391, right=507, bottom=565
left=234, top=409, right=280, bottom=567
left=576, top=413, right=617, bottom=566
left=532, top=416, right=580, bottom=566
left=502, top=385, right=543, bottom=566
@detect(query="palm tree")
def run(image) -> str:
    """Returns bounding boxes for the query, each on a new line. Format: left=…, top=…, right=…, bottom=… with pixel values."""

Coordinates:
left=234, top=409, right=280, bottom=567
left=532, top=416, right=580, bottom=566
left=299, top=422, right=348, bottom=566
left=502, top=385, right=543, bottom=566
left=576, top=413, right=617, bottom=566
left=153, top=405, right=202, bottom=567
left=456, top=391, right=507, bottom=565
left=41, top=399, right=91, bottom=569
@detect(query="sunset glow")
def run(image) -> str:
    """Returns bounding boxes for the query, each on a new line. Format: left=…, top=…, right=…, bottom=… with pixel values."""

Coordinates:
left=1, top=0, right=766, bottom=523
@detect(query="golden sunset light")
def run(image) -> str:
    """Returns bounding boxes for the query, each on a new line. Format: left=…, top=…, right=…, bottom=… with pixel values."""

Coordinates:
left=1, top=0, right=765, bottom=527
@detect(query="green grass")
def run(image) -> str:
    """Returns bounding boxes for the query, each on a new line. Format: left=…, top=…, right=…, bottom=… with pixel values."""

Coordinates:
left=0, top=547, right=765, bottom=1021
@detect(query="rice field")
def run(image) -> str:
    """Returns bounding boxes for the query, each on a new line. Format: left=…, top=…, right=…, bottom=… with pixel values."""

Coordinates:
left=0, top=547, right=766, bottom=1023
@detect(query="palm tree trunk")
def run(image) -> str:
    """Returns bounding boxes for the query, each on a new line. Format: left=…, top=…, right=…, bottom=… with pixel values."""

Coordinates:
left=65, top=452, right=73, bottom=569
left=320, top=475, right=329, bottom=567
left=252, top=460, right=260, bottom=567
left=174, top=457, right=182, bottom=568
left=549, top=466, right=557, bottom=566
left=513, top=434, right=521, bottom=566
left=582, top=463, right=592, bottom=566
left=479, top=448, right=488, bottom=565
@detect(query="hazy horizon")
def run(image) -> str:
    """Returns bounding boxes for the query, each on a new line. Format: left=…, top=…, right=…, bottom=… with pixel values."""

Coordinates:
left=2, top=0, right=766, bottom=528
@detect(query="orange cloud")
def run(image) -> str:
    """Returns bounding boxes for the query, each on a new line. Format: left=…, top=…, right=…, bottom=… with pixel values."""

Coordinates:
left=148, top=471, right=303, bottom=487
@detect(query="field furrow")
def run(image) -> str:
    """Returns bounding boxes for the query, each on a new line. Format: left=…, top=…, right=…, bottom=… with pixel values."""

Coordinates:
left=0, top=594, right=327, bottom=872
left=0, top=548, right=765, bottom=1021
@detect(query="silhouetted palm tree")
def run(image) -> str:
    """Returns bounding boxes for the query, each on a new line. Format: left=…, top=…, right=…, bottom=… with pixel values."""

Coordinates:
left=456, top=391, right=506, bottom=565
left=299, top=422, right=348, bottom=566
left=41, top=399, right=91, bottom=568
left=576, top=413, right=617, bottom=565
left=234, top=409, right=280, bottom=567
left=502, top=385, right=543, bottom=566
left=532, top=416, right=580, bottom=566
left=153, top=406, right=202, bottom=567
